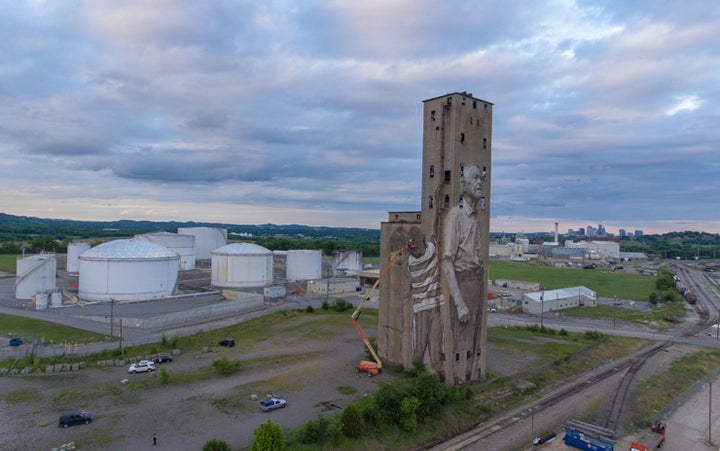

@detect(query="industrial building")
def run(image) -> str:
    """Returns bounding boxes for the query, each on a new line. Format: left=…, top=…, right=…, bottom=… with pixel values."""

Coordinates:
left=211, top=242, right=273, bottom=288
left=15, top=254, right=56, bottom=300
left=521, top=286, right=597, bottom=314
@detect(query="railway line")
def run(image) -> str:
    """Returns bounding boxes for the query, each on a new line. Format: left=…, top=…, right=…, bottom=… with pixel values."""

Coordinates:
left=430, top=262, right=720, bottom=450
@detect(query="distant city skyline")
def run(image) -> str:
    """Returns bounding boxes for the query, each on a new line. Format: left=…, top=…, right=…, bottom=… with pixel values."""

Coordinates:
left=1, top=2, right=719, bottom=234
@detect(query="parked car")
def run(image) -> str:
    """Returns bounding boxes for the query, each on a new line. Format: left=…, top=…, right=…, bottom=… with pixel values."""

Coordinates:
left=219, top=338, right=235, bottom=347
left=259, top=398, right=287, bottom=412
left=153, top=353, right=173, bottom=363
left=9, top=338, right=23, bottom=346
left=128, top=360, right=156, bottom=373
left=58, top=411, right=93, bottom=428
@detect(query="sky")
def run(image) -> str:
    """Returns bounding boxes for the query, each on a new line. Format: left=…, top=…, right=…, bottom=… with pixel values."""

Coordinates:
left=1, top=1, right=719, bottom=235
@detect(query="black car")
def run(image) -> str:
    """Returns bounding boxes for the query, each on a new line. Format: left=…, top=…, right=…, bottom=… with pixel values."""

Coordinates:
left=219, top=338, right=235, bottom=347
left=59, top=412, right=93, bottom=428
left=154, top=353, right=173, bottom=363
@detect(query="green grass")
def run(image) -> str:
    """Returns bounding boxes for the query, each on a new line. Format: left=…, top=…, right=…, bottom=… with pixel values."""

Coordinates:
left=561, top=302, right=686, bottom=328
left=3, top=388, right=44, bottom=404
left=0, top=254, right=16, bottom=274
left=337, top=385, right=358, bottom=395
left=0, top=314, right=106, bottom=344
left=489, top=260, right=656, bottom=299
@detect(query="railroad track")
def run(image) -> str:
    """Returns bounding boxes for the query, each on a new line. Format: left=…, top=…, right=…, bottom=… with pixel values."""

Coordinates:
left=430, top=263, right=719, bottom=450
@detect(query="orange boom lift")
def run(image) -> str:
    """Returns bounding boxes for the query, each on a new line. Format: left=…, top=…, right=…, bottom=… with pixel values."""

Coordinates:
left=352, top=239, right=416, bottom=376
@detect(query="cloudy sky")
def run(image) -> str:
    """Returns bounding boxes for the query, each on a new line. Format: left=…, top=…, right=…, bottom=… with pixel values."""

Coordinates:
left=1, top=1, right=719, bottom=234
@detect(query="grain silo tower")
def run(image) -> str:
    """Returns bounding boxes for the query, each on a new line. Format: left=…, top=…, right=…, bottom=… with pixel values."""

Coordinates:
left=138, top=231, right=196, bottom=270
left=177, top=226, right=227, bottom=260
left=211, top=243, right=273, bottom=288
left=15, top=254, right=56, bottom=300
left=78, top=239, right=179, bottom=302
left=286, top=249, right=322, bottom=281
left=66, top=242, right=91, bottom=273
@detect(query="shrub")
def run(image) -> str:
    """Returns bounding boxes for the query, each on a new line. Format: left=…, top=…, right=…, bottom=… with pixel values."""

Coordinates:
left=298, top=415, right=332, bottom=444
left=159, top=367, right=170, bottom=384
left=250, top=419, right=285, bottom=451
left=559, top=328, right=569, bottom=336
left=331, top=298, right=353, bottom=312
left=305, top=305, right=315, bottom=313
left=212, top=356, right=241, bottom=376
left=584, top=330, right=604, bottom=341
left=399, top=396, right=420, bottom=433
left=203, top=438, right=231, bottom=451
left=321, top=300, right=329, bottom=310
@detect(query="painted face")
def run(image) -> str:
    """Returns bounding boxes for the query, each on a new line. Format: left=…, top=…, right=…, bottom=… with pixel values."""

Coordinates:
left=463, top=165, right=483, bottom=201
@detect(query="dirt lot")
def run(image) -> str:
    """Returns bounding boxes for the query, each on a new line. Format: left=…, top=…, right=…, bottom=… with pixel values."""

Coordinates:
left=0, top=314, right=383, bottom=450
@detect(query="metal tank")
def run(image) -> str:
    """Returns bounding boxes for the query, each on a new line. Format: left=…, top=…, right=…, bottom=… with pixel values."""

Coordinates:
left=177, top=227, right=227, bottom=260
left=35, top=292, right=48, bottom=310
left=211, top=243, right=273, bottom=288
left=332, top=249, right=363, bottom=276
left=66, top=243, right=90, bottom=273
left=78, top=239, right=179, bottom=302
left=286, top=249, right=322, bottom=281
left=16, top=254, right=57, bottom=300
left=138, top=231, right=196, bottom=270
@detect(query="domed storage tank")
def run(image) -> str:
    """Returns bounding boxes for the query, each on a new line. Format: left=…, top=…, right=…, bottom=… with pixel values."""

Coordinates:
left=287, top=250, right=322, bottom=281
left=178, top=227, right=227, bottom=260
left=16, top=254, right=56, bottom=300
left=138, top=231, right=196, bottom=270
left=211, top=243, right=272, bottom=288
left=78, top=239, right=179, bottom=302
left=66, top=243, right=91, bottom=273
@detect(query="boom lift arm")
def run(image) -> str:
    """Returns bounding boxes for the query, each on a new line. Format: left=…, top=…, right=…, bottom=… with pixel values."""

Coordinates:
left=352, top=239, right=416, bottom=375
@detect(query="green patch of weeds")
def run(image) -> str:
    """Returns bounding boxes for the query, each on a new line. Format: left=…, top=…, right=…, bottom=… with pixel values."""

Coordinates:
left=337, top=386, right=357, bottom=395
left=4, top=388, right=43, bottom=404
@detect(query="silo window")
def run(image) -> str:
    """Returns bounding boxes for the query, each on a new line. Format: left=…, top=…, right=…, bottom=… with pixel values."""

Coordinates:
left=429, top=165, right=434, bottom=178
left=447, top=97, right=452, bottom=106
left=466, top=351, right=471, bottom=359
left=460, top=164, right=464, bottom=177
left=455, top=353, right=460, bottom=361
left=473, top=100, right=477, bottom=109
left=416, top=213, right=421, bottom=221
left=431, top=110, right=436, bottom=121
left=461, top=97, right=466, bottom=106
left=459, top=196, right=464, bottom=208
left=481, top=196, right=487, bottom=211
left=482, top=166, right=487, bottom=178
left=460, top=133, right=465, bottom=144
left=444, top=170, right=451, bottom=182
left=429, top=196, right=434, bottom=208
left=483, top=138, right=487, bottom=149
left=483, top=103, right=488, bottom=112
left=394, top=214, right=399, bottom=220
left=444, top=195, right=450, bottom=208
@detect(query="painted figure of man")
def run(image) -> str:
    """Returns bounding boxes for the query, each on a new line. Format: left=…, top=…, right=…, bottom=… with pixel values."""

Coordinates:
left=406, top=227, right=444, bottom=373
left=441, top=164, right=486, bottom=384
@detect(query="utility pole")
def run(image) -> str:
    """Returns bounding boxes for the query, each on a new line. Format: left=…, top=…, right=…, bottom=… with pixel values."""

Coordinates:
left=540, top=290, right=544, bottom=329
left=110, top=299, right=114, bottom=342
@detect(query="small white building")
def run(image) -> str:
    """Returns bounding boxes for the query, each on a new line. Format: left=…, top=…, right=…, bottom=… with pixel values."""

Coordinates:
left=522, top=286, right=597, bottom=314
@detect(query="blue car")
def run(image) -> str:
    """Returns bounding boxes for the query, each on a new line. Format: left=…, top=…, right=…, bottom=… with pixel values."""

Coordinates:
left=9, top=338, right=23, bottom=346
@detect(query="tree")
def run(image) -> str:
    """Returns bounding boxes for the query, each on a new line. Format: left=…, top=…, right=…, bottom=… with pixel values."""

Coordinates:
left=202, top=438, right=231, bottom=451
left=250, top=419, right=285, bottom=451
left=340, top=403, right=365, bottom=439
left=399, top=396, right=421, bottom=433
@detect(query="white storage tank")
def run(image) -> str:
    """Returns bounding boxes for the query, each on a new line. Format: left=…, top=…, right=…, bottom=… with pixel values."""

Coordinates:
left=178, top=227, right=227, bottom=260
left=16, top=254, right=56, bottom=300
left=332, top=249, right=363, bottom=276
left=78, top=239, right=179, bottom=302
left=50, top=291, right=63, bottom=308
left=35, top=292, right=48, bottom=310
left=211, top=243, right=273, bottom=288
left=66, top=243, right=91, bottom=273
left=287, top=249, right=322, bottom=281
left=138, top=231, right=196, bottom=270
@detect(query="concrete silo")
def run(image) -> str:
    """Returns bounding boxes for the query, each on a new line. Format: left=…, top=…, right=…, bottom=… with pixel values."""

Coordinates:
left=66, top=243, right=91, bottom=273
left=286, top=249, right=322, bottom=281
left=16, top=254, right=56, bottom=300
left=138, top=231, right=196, bottom=270
left=211, top=243, right=273, bottom=288
left=78, top=239, right=179, bottom=302
left=177, top=227, right=227, bottom=260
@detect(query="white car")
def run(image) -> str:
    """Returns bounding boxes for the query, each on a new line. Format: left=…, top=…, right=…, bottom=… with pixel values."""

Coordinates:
left=128, top=360, right=156, bottom=374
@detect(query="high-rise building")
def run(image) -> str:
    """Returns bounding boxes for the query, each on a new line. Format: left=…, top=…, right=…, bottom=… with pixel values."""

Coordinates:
left=379, top=92, right=492, bottom=385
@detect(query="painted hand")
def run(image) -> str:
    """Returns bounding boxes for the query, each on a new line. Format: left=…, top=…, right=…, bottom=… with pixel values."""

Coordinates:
left=456, top=301, right=470, bottom=323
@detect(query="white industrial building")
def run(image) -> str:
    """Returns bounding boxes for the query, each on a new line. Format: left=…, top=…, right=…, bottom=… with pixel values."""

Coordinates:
left=286, top=249, right=322, bottom=281
left=211, top=243, right=273, bottom=288
left=66, top=242, right=90, bottom=273
left=78, top=239, right=179, bottom=302
left=564, top=240, right=620, bottom=260
left=522, top=286, right=597, bottom=314
left=138, top=231, right=196, bottom=270
left=332, top=249, right=363, bottom=275
left=178, top=226, right=227, bottom=260
left=15, top=254, right=56, bottom=300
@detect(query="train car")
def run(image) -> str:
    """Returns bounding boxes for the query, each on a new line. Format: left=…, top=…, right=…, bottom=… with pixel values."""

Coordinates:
left=564, top=428, right=614, bottom=451
left=684, top=290, right=697, bottom=304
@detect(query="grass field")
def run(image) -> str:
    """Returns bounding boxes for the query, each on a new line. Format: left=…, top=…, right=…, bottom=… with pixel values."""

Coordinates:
left=0, top=314, right=106, bottom=345
left=489, top=260, right=656, bottom=300
left=0, top=254, right=16, bottom=274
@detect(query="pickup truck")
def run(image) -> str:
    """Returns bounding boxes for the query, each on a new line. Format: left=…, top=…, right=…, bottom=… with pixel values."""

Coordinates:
left=259, top=398, right=287, bottom=412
